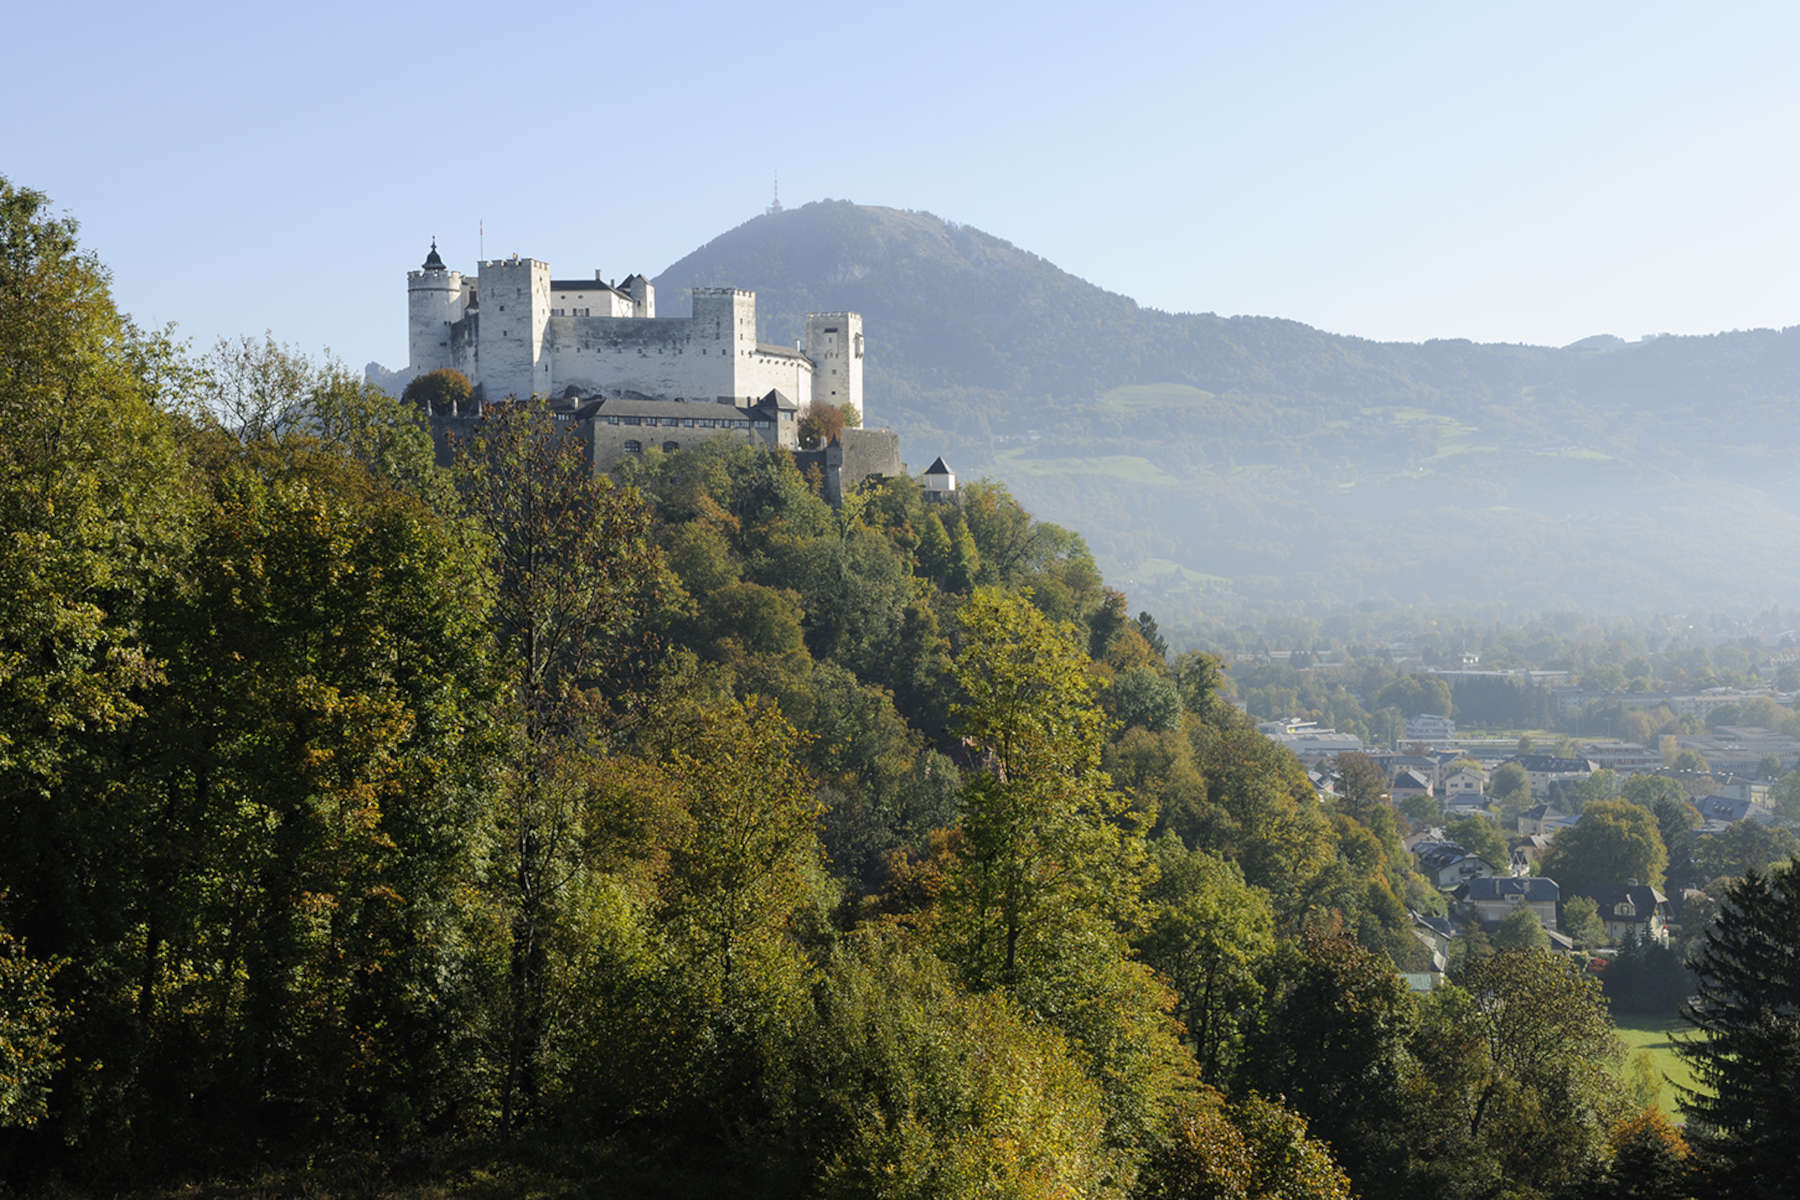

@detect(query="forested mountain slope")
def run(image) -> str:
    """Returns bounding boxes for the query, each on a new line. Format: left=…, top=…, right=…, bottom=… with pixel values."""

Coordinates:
left=657, top=202, right=1800, bottom=628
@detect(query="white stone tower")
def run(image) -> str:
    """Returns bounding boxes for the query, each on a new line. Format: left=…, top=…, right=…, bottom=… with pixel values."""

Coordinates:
left=806, top=312, right=864, bottom=421
left=407, top=240, right=465, bottom=374
left=476, top=256, right=551, bottom=402
left=692, top=287, right=757, bottom=392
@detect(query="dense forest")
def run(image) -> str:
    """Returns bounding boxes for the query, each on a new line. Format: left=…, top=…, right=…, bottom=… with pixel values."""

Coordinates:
left=5, top=177, right=1794, bottom=1198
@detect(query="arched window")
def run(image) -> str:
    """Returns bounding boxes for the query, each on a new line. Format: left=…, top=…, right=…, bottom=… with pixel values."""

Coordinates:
left=622, top=439, right=642, bottom=456
left=662, top=440, right=680, bottom=452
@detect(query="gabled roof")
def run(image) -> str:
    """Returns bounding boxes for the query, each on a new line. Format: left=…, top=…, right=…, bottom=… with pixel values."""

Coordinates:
left=1411, top=911, right=1459, bottom=939
left=755, top=388, right=798, bottom=411
left=1576, top=881, right=1670, bottom=921
left=924, top=456, right=953, bottom=476
left=1393, top=769, right=1432, bottom=790
left=550, top=278, right=632, bottom=299
left=1511, top=755, right=1593, bottom=773
left=1464, top=876, right=1559, bottom=903
left=1694, top=794, right=1770, bottom=823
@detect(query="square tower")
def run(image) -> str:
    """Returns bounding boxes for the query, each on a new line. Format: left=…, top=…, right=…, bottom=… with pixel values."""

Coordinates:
left=806, top=312, right=864, bottom=421
left=476, top=256, right=551, bottom=402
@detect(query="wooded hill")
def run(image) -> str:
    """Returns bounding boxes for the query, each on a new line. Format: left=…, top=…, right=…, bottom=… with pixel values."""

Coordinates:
left=656, top=201, right=1800, bottom=631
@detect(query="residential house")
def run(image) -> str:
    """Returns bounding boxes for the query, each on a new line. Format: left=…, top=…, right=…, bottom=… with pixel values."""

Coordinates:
left=1440, top=765, right=1487, bottom=802
left=1457, top=876, right=1560, bottom=932
left=1509, top=833, right=1553, bottom=876
left=1414, top=841, right=1500, bottom=890
left=1404, top=713, right=1457, bottom=743
left=1507, top=754, right=1595, bottom=799
left=1569, top=884, right=1671, bottom=946
left=1391, top=769, right=1435, bottom=806
left=1693, top=794, right=1777, bottom=827
left=1518, top=803, right=1577, bottom=837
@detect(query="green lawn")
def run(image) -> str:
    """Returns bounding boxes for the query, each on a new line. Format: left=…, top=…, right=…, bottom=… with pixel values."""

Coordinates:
left=1615, top=1015, right=1702, bottom=1118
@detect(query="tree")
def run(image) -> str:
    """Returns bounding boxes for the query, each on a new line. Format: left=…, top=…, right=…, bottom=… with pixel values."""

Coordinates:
left=1490, top=761, right=1532, bottom=808
left=401, top=365, right=474, bottom=416
left=794, top=933, right=1124, bottom=1200
left=0, top=925, right=62, bottom=1129
left=0, top=175, right=194, bottom=966
left=1588, top=1108, right=1694, bottom=1200
left=1240, top=928, right=1418, bottom=1190
left=1677, top=861, right=1800, bottom=1196
left=656, top=696, right=823, bottom=1000
left=1447, top=813, right=1508, bottom=871
left=1493, top=905, right=1551, bottom=951
left=1142, top=1089, right=1354, bottom=1200
left=1563, top=895, right=1609, bottom=948
left=1172, top=650, right=1226, bottom=722
left=1691, top=820, right=1799, bottom=883
left=1541, top=799, right=1669, bottom=892
left=1138, top=836, right=1275, bottom=1082
left=1451, top=949, right=1632, bottom=1196
left=1135, top=611, right=1169, bottom=661
left=1111, top=665, right=1183, bottom=732
left=1334, top=750, right=1390, bottom=820
left=455, top=397, right=666, bottom=1132
left=938, top=588, right=1188, bottom=1152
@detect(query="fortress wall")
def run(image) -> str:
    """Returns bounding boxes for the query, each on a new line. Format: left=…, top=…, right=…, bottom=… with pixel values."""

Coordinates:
left=583, top=418, right=753, bottom=472
left=544, top=315, right=734, bottom=399
left=737, top=350, right=815, bottom=409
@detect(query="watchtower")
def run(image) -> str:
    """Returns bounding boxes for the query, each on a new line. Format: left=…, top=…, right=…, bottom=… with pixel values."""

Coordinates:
left=407, top=239, right=465, bottom=374
left=806, top=312, right=864, bottom=422
left=476, top=256, right=551, bottom=401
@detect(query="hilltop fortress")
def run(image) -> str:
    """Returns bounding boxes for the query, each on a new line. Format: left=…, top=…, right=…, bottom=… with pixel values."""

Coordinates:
left=406, top=241, right=864, bottom=420
left=400, top=240, right=923, bottom=502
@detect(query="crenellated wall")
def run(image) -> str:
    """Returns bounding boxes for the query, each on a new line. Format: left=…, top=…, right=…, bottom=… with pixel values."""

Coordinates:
left=405, top=249, right=852, bottom=413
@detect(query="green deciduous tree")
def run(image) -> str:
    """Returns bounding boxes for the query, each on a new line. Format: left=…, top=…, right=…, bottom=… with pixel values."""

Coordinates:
left=938, top=587, right=1189, bottom=1154
left=1447, top=813, right=1508, bottom=871
left=401, top=365, right=474, bottom=415
left=1541, top=798, right=1669, bottom=892
left=1137, top=836, right=1275, bottom=1082
left=795, top=933, right=1125, bottom=1200
left=1453, top=949, right=1631, bottom=1196
left=0, top=925, right=62, bottom=1129
left=1141, top=1089, right=1354, bottom=1200
left=455, top=397, right=666, bottom=1132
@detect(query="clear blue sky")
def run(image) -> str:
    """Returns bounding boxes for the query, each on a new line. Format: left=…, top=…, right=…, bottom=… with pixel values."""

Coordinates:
left=7, top=0, right=1797, bottom=369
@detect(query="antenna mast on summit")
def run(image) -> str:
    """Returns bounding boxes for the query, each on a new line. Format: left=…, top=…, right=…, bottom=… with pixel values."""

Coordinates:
left=767, top=173, right=783, bottom=216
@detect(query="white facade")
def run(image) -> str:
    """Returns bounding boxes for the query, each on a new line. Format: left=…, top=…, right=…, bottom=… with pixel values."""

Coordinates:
left=404, top=245, right=862, bottom=417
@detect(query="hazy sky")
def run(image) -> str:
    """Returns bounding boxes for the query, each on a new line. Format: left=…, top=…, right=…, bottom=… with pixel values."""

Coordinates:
left=7, top=0, right=1797, bottom=369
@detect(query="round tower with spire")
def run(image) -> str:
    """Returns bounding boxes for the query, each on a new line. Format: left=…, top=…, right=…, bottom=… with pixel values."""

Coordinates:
left=407, top=238, right=467, bottom=375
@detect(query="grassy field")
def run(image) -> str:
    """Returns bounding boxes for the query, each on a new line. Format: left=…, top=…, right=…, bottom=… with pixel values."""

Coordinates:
left=1615, top=1014, right=1702, bottom=1118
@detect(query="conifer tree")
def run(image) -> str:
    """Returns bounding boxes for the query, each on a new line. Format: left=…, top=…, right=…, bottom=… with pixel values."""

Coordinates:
left=1677, top=861, right=1800, bottom=1196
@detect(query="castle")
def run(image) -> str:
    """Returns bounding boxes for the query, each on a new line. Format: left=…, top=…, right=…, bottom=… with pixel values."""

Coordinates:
left=404, top=240, right=916, bottom=502
left=406, top=241, right=863, bottom=420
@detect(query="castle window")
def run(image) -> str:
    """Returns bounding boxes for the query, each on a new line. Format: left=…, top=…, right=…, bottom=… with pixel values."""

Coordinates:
left=622, top=440, right=642, bottom=456
left=662, top=441, right=679, bottom=452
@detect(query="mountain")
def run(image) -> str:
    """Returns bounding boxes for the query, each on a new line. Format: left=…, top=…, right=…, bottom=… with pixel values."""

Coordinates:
left=666, top=201, right=1800, bottom=630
